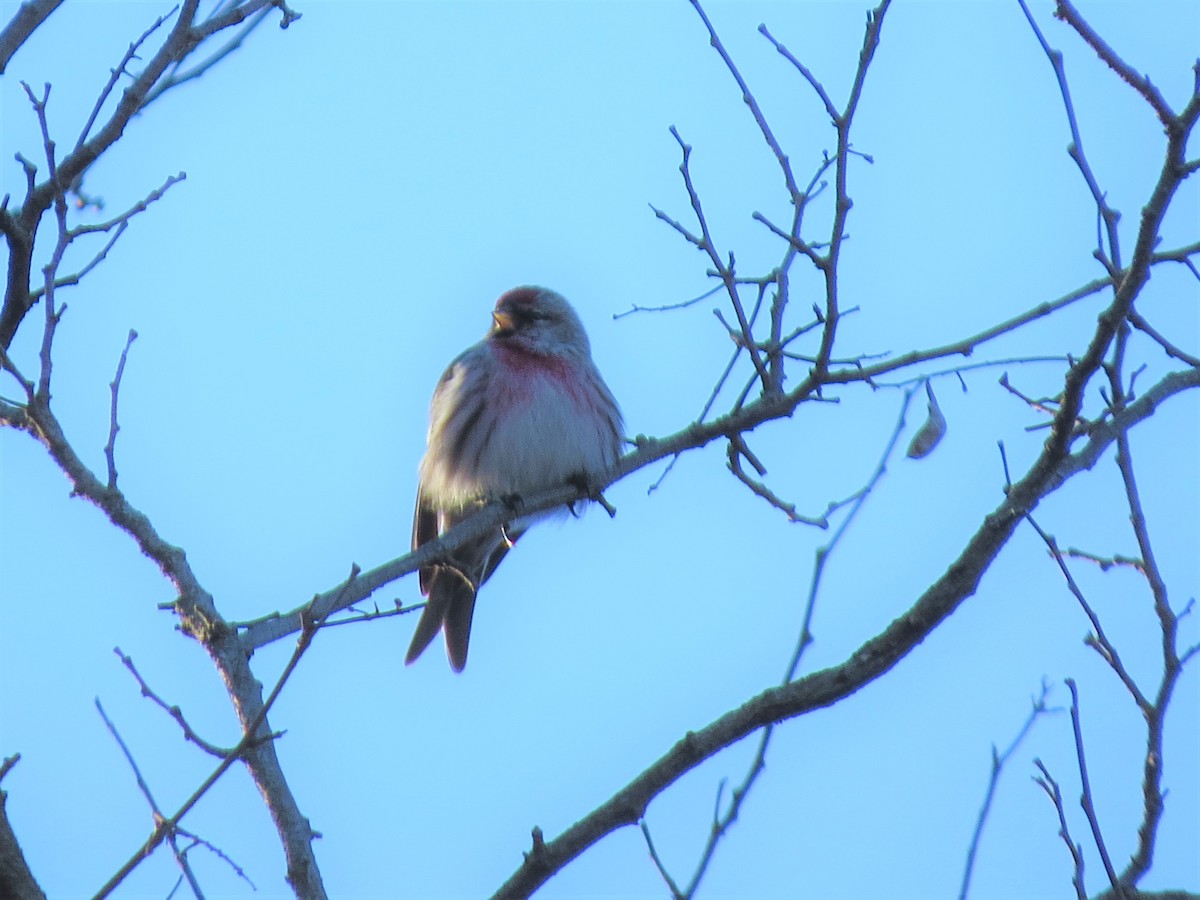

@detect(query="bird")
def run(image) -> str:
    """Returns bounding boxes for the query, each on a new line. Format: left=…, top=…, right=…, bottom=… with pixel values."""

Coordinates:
left=406, top=286, right=624, bottom=671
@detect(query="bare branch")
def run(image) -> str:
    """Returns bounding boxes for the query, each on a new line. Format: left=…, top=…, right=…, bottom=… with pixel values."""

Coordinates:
left=1054, top=0, right=1175, bottom=126
left=686, top=0, right=805, bottom=207
left=678, top=385, right=918, bottom=898
left=313, top=598, right=423, bottom=631
left=1064, top=679, right=1125, bottom=898
left=0, top=0, right=64, bottom=74
left=1, top=0, right=297, bottom=349
left=69, top=172, right=187, bottom=238
left=1017, top=0, right=1122, bottom=269
left=1062, top=547, right=1145, bottom=575
left=0, top=344, right=34, bottom=401
left=757, top=23, right=838, bottom=122
left=29, top=171, right=187, bottom=303
left=1112, top=429, right=1181, bottom=885
left=28, top=223, right=126, bottom=303
left=1128, top=311, right=1200, bottom=368
left=18, top=79, right=70, bottom=402
left=725, top=434, right=827, bottom=526
left=959, top=682, right=1057, bottom=900
left=1004, top=4, right=1199, bottom=467
left=114, top=648, right=230, bottom=757
left=1150, top=239, right=1200, bottom=281
left=834, top=274, right=1111, bottom=384
left=1026, top=520, right=1149, bottom=710
left=612, top=284, right=721, bottom=320
left=811, top=0, right=890, bottom=374
left=0, top=750, right=46, bottom=900
left=662, top=125, right=772, bottom=391
left=1033, top=758, right=1087, bottom=900
left=142, top=6, right=273, bottom=107
left=14, top=358, right=326, bottom=897
left=94, top=699, right=206, bottom=899
left=639, top=820, right=684, bottom=900
left=171, top=827, right=257, bottom=892
left=105, top=329, right=137, bottom=491
left=96, top=568, right=356, bottom=899
left=487, top=362, right=1197, bottom=897
left=877, top=356, right=1070, bottom=389
left=75, top=7, right=178, bottom=152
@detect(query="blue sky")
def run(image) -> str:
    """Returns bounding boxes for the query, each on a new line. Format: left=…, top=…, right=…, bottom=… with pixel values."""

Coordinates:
left=1, top=1, right=1197, bottom=898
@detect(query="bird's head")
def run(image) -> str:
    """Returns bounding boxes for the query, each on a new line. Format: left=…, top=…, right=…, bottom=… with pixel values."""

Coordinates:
left=488, top=286, right=592, bottom=358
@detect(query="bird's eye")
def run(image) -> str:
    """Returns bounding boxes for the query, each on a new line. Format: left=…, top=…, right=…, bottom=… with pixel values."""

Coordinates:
left=512, top=309, right=548, bottom=327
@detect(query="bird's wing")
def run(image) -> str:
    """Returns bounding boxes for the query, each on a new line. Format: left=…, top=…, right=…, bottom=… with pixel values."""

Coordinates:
left=412, top=489, right=439, bottom=595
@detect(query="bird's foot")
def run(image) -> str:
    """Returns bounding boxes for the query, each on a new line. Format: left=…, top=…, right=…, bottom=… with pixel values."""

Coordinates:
left=566, top=474, right=617, bottom=519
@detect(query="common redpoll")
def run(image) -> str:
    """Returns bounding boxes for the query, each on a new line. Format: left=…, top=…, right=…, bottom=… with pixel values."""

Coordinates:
left=406, top=286, right=623, bottom=671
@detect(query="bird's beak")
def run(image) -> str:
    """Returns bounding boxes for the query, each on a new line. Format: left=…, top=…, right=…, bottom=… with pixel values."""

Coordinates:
left=491, top=310, right=514, bottom=336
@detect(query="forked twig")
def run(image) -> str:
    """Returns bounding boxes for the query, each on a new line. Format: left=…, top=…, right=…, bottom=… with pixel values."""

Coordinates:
left=959, top=681, right=1057, bottom=900
left=1033, top=758, right=1087, bottom=900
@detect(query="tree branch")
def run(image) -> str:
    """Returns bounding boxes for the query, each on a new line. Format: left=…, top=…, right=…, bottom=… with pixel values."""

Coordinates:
left=678, top=385, right=918, bottom=897
left=959, top=681, right=1056, bottom=900
left=1033, top=758, right=1087, bottom=900
left=1, top=1, right=294, bottom=349
left=0, top=754, right=45, bottom=900
left=0, top=0, right=64, bottom=74
left=488, top=369, right=1197, bottom=899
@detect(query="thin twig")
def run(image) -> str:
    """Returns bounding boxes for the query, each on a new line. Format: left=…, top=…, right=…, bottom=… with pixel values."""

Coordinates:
left=1017, top=0, right=1123, bottom=271
left=757, top=23, right=838, bottom=122
left=1053, top=0, right=1175, bottom=126
left=1150, top=239, right=1200, bottom=282
left=639, top=820, right=684, bottom=899
left=27, top=171, right=185, bottom=305
left=142, top=7, right=274, bottom=107
left=69, top=172, right=187, bottom=237
left=663, top=125, right=772, bottom=390
left=1061, top=547, right=1145, bottom=574
left=679, top=384, right=917, bottom=898
left=114, top=648, right=230, bottom=757
left=1026, top=519, right=1149, bottom=711
left=95, top=565, right=359, bottom=898
left=20, top=80, right=71, bottom=402
left=491, top=352, right=1198, bottom=897
left=685, top=1, right=804, bottom=210
left=612, top=284, right=722, bottom=320
left=0, top=0, right=295, bottom=350
left=95, top=698, right=207, bottom=900
left=0, top=753, right=20, bottom=784
left=1064, top=679, right=1125, bottom=899
left=105, top=329, right=137, bottom=490
left=1128, top=310, right=1200, bottom=368
left=812, top=0, right=891, bottom=374
left=959, top=681, right=1056, bottom=900
left=171, top=828, right=256, bottom=891
left=1111, top=426, right=1179, bottom=885
left=726, top=434, right=826, bottom=526
left=29, top=223, right=126, bottom=302
left=75, top=7, right=178, bottom=151
left=307, top=598, right=424, bottom=631
left=1033, top=758, right=1088, bottom=900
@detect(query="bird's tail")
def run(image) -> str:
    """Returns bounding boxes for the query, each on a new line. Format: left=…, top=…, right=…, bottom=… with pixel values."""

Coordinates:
left=405, top=566, right=478, bottom=672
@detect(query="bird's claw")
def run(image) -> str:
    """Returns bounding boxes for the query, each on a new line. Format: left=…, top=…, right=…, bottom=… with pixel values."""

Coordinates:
left=566, top=474, right=617, bottom=519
